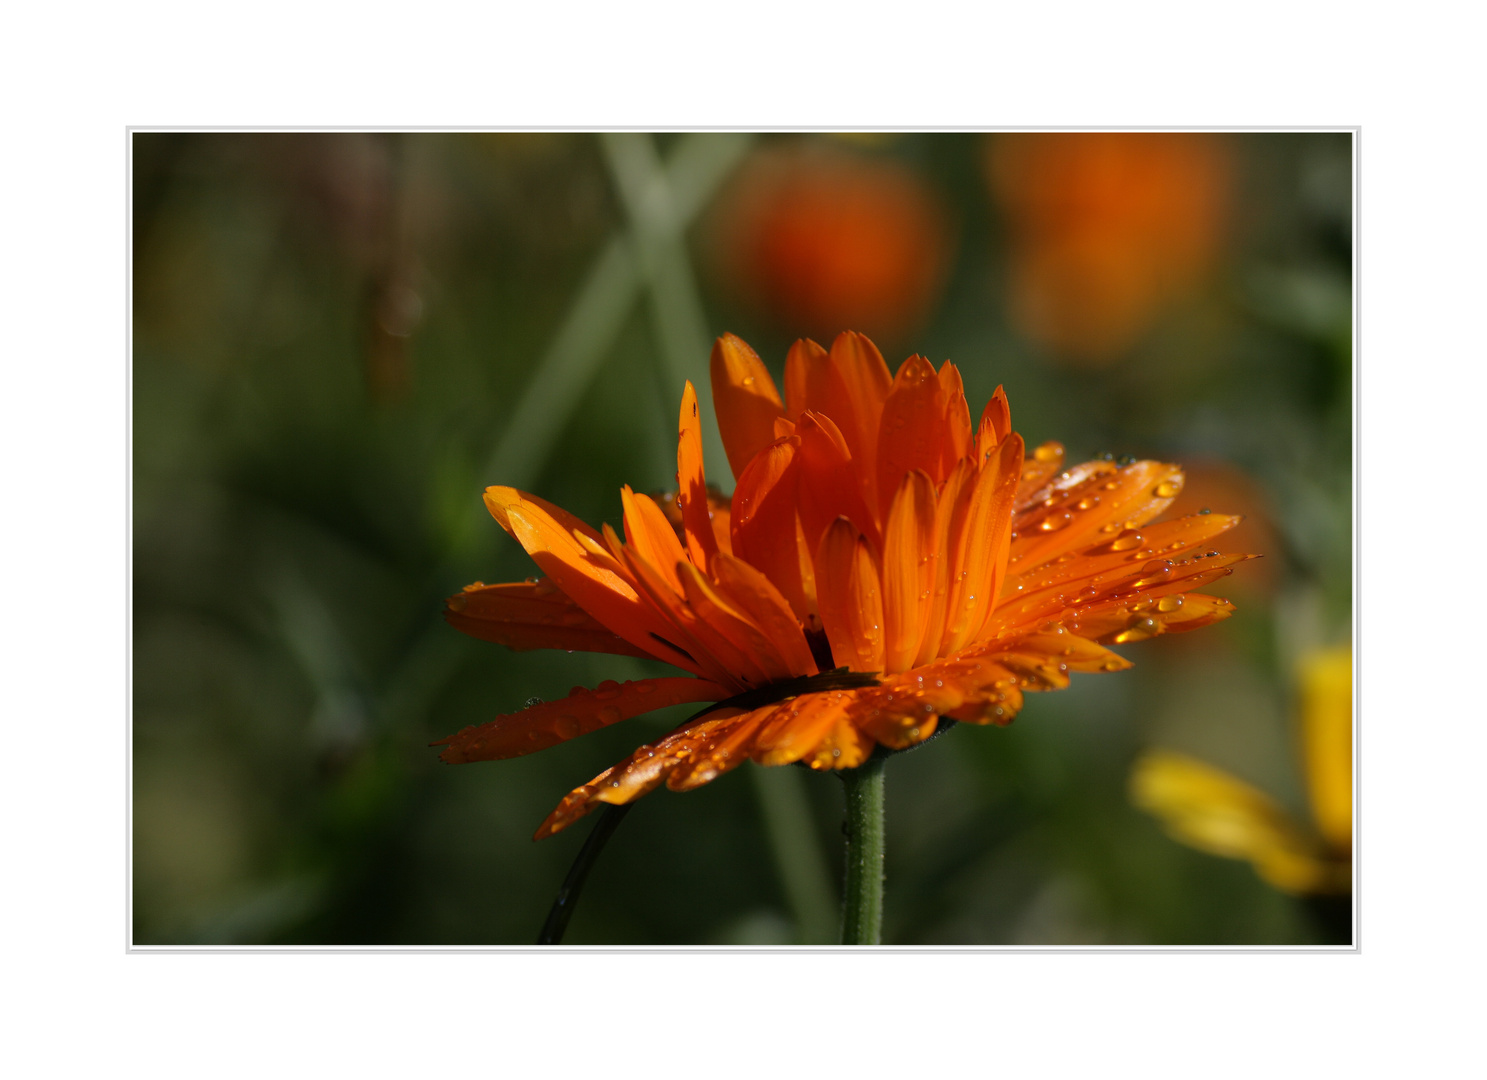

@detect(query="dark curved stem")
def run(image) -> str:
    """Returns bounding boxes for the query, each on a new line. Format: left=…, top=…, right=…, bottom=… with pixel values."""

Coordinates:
left=537, top=803, right=633, bottom=945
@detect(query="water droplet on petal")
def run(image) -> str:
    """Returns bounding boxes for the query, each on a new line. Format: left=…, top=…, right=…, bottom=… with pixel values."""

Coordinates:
left=1157, top=595, right=1184, bottom=613
left=1038, top=512, right=1072, bottom=532
left=1154, top=480, right=1181, bottom=498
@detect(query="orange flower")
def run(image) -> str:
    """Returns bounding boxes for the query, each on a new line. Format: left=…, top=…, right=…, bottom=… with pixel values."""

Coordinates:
left=709, top=145, right=951, bottom=347
left=437, top=331, right=1251, bottom=838
left=987, top=133, right=1231, bottom=364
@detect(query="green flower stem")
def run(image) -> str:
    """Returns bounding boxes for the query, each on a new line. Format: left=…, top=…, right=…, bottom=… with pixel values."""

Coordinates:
left=839, top=757, right=887, bottom=945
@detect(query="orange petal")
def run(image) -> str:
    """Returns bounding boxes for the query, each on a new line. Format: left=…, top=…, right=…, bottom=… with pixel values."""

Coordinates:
left=1014, top=442, right=1066, bottom=506
left=433, top=676, right=728, bottom=764
left=751, top=689, right=858, bottom=766
left=1002, top=512, right=1243, bottom=602
left=710, top=333, right=786, bottom=482
left=801, top=709, right=875, bottom=770
left=985, top=545, right=1251, bottom=643
left=616, top=543, right=765, bottom=689
left=708, top=552, right=819, bottom=677
left=443, top=579, right=653, bottom=658
left=730, top=435, right=815, bottom=624
left=815, top=517, right=886, bottom=673
left=533, top=711, right=745, bottom=839
left=677, top=381, right=720, bottom=571
left=1063, top=592, right=1237, bottom=644
left=977, top=385, right=1012, bottom=459
left=796, top=409, right=880, bottom=556
left=678, top=560, right=797, bottom=683
left=937, top=362, right=972, bottom=476
left=876, top=354, right=947, bottom=512
left=881, top=469, right=938, bottom=674
left=620, top=486, right=690, bottom=596
left=826, top=331, right=893, bottom=516
left=496, top=492, right=700, bottom=672
left=783, top=337, right=831, bottom=421
left=914, top=456, right=973, bottom=667
left=942, top=433, right=1023, bottom=654
left=1010, top=459, right=1185, bottom=570
left=665, top=706, right=774, bottom=791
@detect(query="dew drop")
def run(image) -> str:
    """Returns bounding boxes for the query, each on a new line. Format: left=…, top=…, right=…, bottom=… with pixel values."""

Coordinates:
left=1038, top=512, right=1072, bottom=533
left=1198, top=508, right=1212, bottom=515
left=1110, top=530, right=1143, bottom=552
left=1034, top=444, right=1060, bottom=463
left=1157, top=595, right=1184, bottom=613
left=1154, top=480, right=1181, bottom=498
left=831, top=748, right=841, bottom=758
left=526, top=696, right=545, bottom=708
left=1076, top=496, right=1100, bottom=510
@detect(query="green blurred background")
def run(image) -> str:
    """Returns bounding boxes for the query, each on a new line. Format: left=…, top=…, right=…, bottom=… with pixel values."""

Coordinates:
left=132, top=131, right=1352, bottom=945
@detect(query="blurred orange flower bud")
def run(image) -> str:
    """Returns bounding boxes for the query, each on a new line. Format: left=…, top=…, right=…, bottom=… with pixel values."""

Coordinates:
left=709, top=143, right=952, bottom=348
left=986, top=133, right=1232, bottom=365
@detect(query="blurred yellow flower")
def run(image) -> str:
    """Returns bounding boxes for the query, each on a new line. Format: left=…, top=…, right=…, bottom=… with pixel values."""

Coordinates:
left=1130, top=646, right=1352, bottom=895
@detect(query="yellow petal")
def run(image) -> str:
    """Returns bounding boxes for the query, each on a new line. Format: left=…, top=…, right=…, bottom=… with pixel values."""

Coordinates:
left=1130, top=750, right=1338, bottom=894
left=1299, top=646, right=1353, bottom=852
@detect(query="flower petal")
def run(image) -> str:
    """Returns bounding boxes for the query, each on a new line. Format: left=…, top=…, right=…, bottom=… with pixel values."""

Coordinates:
left=433, top=676, right=728, bottom=764
left=678, top=560, right=798, bottom=683
left=666, top=706, right=774, bottom=791
left=707, top=551, right=819, bottom=677
left=977, top=385, right=1012, bottom=459
left=1010, top=459, right=1185, bottom=570
left=876, top=354, right=947, bottom=512
left=533, top=709, right=748, bottom=838
left=937, top=362, right=972, bottom=476
left=1298, top=647, right=1353, bottom=853
left=815, top=517, right=886, bottom=673
left=942, top=433, right=1023, bottom=654
left=801, top=709, right=875, bottom=769
left=881, top=469, right=938, bottom=674
left=443, top=580, right=653, bottom=658
left=1064, top=592, right=1237, bottom=643
left=751, top=689, right=857, bottom=766
left=620, top=486, right=690, bottom=596
left=710, top=333, right=786, bottom=481
left=914, top=456, right=973, bottom=667
left=1130, top=750, right=1345, bottom=894
left=615, top=541, right=765, bottom=688
left=677, top=380, right=720, bottom=571
left=492, top=489, right=701, bottom=673
left=796, top=409, right=879, bottom=555
left=730, top=435, right=816, bottom=624
left=786, top=332, right=892, bottom=517
left=1016, top=441, right=1066, bottom=504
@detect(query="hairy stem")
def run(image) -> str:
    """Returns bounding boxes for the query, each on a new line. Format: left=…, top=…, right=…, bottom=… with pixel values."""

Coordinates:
left=839, top=757, right=887, bottom=945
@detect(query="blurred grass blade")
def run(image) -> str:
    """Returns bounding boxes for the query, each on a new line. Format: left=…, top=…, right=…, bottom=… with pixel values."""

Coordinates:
left=602, top=132, right=753, bottom=478
left=750, top=766, right=839, bottom=945
left=476, top=132, right=753, bottom=516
